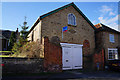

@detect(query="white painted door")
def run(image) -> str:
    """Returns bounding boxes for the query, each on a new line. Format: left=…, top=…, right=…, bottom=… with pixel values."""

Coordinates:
left=61, top=43, right=83, bottom=70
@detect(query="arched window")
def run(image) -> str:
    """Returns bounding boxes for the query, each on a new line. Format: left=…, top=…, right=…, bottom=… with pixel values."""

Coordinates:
left=68, top=13, right=76, bottom=26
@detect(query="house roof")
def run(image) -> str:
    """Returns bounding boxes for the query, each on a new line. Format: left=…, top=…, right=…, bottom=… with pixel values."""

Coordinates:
left=0, top=34, right=7, bottom=39
left=28, top=2, right=96, bottom=34
left=0, top=30, right=14, bottom=40
left=95, top=23, right=120, bottom=34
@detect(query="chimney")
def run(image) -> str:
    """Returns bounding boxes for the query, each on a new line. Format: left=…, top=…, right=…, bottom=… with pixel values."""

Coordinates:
left=16, top=28, right=18, bottom=33
left=94, top=23, right=102, bottom=29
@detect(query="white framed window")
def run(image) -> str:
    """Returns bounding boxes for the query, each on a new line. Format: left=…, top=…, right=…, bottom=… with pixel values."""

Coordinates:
left=108, top=48, right=118, bottom=60
left=68, top=13, right=76, bottom=26
left=109, top=34, right=115, bottom=43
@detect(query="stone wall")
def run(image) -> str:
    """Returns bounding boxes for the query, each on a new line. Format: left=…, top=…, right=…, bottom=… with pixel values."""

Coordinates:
left=43, top=37, right=62, bottom=72
left=41, top=5, right=95, bottom=56
left=1, top=37, right=62, bottom=74
left=2, top=57, right=43, bottom=74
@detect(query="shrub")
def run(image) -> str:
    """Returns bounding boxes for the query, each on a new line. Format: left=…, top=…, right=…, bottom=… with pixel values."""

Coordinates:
left=12, top=42, right=21, bottom=57
left=17, top=41, right=44, bottom=58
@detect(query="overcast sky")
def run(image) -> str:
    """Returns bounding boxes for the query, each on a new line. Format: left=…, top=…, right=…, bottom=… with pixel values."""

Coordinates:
left=1, top=2, right=119, bottom=31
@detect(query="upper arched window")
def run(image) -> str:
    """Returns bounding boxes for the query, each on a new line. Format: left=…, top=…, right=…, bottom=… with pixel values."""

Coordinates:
left=68, top=13, right=76, bottom=26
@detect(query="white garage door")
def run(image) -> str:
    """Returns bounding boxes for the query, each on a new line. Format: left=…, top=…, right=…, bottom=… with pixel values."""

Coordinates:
left=60, top=43, right=83, bottom=70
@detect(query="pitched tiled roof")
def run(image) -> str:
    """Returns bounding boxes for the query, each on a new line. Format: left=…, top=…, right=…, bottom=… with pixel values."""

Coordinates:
left=95, top=23, right=120, bottom=34
left=28, top=2, right=96, bottom=34
left=0, top=34, right=6, bottom=39
left=0, top=30, right=14, bottom=40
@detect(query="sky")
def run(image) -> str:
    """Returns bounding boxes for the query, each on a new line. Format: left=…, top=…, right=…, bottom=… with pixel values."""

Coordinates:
left=1, top=2, right=119, bottom=31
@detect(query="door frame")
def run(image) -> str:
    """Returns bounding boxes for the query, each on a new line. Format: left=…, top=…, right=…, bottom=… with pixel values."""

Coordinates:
left=60, top=43, right=83, bottom=47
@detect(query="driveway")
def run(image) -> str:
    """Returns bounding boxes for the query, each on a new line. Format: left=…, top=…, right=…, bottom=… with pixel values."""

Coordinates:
left=1, top=70, right=120, bottom=80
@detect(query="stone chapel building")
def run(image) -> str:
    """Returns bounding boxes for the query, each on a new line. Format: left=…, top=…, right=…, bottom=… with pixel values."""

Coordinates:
left=27, top=2, right=120, bottom=71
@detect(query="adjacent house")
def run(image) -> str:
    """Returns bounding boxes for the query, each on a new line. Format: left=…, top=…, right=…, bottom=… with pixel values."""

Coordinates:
left=95, top=23, right=120, bottom=65
left=0, top=30, right=13, bottom=51
left=0, top=28, right=19, bottom=51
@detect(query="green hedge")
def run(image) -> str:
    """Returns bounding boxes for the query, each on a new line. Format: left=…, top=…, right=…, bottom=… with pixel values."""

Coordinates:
left=0, top=51, right=12, bottom=53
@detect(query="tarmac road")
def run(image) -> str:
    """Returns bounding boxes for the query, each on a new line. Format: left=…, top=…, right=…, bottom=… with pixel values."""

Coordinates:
left=1, top=70, right=120, bottom=80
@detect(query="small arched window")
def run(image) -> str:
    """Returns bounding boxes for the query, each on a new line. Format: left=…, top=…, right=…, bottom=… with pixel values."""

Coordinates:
left=68, top=13, right=76, bottom=26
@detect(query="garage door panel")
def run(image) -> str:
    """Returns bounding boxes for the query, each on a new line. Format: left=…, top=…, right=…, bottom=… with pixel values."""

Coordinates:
left=62, top=47, right=72, bottom=70
left=61, top=43, right=83, bottom=70
left=73, top=47, right=82, bottom=69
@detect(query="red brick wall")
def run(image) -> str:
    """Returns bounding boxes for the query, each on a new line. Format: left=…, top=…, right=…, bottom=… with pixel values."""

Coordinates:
left=83, top=40, right=90, bottom=55
left=94, top=49, right=104, bottom=70
left=43, top=37, right=62, bottom=72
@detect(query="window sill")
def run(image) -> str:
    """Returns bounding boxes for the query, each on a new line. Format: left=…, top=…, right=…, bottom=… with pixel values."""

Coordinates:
left=68, top=24, right=77, bottom=27
left=110, top=42, right=115, bottom=43
left=108, top=59, right=118, bottom=60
